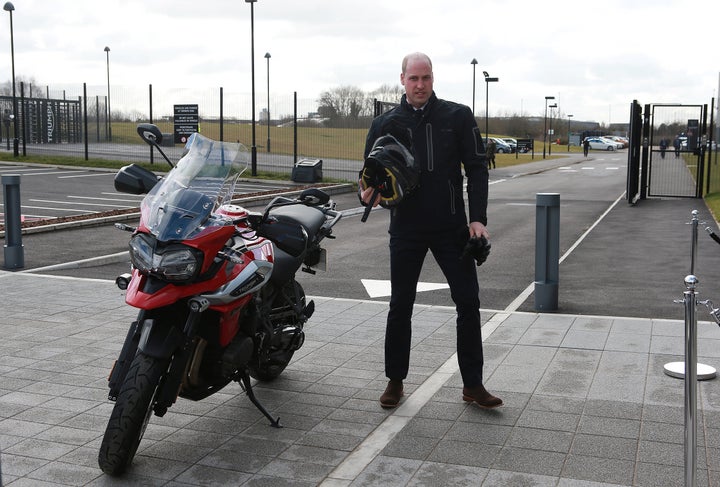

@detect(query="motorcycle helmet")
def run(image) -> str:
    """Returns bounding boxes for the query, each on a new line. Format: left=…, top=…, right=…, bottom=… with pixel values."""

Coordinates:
left=359, top=134, right=419, bottom=209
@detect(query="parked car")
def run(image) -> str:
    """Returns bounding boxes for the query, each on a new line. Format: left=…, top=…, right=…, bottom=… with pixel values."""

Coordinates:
left=585, top=137, right=617, bottom=151
left=489, top=137, right=513, bottom=153
left=501, top=138, right=518, bottom=152
left=604, top=136, right=628, bottom=148
left=601, top=137, right=623, bottom=149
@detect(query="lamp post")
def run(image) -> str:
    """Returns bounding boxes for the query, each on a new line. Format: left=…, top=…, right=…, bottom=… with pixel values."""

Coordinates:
left=264, top=52, right=270, bottom=152
left=483, top=71, right=498, bottom=144
left=543, top=96, right=555, bottom=159
left=470, top=58, right=477, bottom=116
left=4, top=1, right=18, bottom=156
left=567, top=114, right=573, bottom=152
left=104, top=46, right=112, bottom=142
left=548, top=103, right=557, bottom=155
left=245, top=0, right=258, bottom=176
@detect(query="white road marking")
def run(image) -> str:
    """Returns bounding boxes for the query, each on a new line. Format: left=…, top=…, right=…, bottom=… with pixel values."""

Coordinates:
left=361, top=279, right=449, bottom=298
left=58, top=172, right=115, bottom=179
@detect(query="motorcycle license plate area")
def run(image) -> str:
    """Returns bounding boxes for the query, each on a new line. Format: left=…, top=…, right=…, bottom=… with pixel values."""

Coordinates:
left=315, top=248, right=327, bottom=271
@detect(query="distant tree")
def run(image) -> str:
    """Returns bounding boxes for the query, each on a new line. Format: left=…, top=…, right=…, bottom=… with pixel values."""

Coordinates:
left=317, top=85, right=371, bottom=127
left=369, top=84, right=403, bottom=104
left=1, top=76, right=45, bottom=98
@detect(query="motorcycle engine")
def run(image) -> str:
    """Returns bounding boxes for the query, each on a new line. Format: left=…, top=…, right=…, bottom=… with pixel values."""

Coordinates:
left=270, top=325, right=305, bottom=352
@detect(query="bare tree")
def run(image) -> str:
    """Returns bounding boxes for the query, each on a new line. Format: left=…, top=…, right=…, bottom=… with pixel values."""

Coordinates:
left=317, top=85, right=371, bottom=126
left=1, top=76, right=45, bottom=98
left=369, top=84, right=403, bottom=104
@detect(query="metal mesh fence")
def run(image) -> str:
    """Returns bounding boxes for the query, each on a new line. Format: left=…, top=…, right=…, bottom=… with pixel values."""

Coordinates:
left=1, top=84, right=375, bottom=182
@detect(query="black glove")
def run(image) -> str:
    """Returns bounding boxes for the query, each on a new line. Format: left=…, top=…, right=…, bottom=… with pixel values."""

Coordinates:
left=461, top=236, right=491, bottom=266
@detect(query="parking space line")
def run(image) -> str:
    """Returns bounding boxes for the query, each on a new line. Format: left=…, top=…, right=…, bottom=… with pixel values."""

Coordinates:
left=67, top=195, right=141, bottom=203
left=28, top=198, right=134, bottom=208
left=58, top=172, right=115, bottom=179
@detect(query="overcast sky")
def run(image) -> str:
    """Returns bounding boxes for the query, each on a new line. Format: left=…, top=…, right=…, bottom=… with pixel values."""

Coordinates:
left=1, top=0, right=718, bottom=125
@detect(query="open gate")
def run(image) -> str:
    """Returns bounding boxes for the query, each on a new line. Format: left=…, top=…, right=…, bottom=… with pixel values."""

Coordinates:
left=627, top=101, right=714, bottom=202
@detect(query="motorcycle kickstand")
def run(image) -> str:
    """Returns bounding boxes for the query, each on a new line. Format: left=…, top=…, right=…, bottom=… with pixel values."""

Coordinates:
left=239, top=373, right=282, bottom=428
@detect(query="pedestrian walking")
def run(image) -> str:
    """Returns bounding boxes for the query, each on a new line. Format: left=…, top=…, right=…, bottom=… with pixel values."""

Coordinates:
left=486, top=138, right=496, bottom=169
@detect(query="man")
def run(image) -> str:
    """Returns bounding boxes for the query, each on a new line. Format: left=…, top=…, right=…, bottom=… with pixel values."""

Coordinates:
left=486, top=138, right=496, bottom=169
left=360, top=52, right=502, bottom=410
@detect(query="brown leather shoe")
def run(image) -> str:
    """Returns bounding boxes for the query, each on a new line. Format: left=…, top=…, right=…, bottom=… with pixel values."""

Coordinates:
left=462, top=384, right=503, bottom=409
left=380, top=379, right=403, bottom=409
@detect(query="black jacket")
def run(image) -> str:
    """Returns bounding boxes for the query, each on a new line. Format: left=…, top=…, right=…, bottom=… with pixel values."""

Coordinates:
left=364, top=92, right=488, bottom=235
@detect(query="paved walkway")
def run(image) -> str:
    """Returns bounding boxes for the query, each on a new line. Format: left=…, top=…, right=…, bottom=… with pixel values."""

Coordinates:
left=2, top=271, right=720, bottom=486
left=4, top=153, right=720, bottom=485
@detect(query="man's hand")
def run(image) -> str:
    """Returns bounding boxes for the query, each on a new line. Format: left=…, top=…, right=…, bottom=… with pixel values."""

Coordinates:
left=359, top=181, right=382, bottom=207
left=469, top=221, right=489, bottom=240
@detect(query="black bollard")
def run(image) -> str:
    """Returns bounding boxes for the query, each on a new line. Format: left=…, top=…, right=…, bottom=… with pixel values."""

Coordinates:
left=2, top=174, right=24, bottom=269
left=534, top=193, right=559, bottom=311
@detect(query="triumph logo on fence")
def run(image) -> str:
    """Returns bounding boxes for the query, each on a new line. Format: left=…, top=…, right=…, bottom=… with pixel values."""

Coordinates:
left=46, top=105, right=55, bottom=143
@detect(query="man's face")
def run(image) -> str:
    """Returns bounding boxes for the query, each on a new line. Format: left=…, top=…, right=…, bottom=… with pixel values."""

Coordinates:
left=401, top=58, right=433, bottom=108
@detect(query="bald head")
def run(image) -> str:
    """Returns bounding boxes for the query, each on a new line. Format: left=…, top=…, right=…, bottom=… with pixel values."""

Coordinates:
left=402, top=52, right=432, bottom=74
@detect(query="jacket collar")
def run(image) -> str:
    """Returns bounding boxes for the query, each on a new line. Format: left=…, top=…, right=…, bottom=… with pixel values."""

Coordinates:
left=400, top=92, right=437, bottom=114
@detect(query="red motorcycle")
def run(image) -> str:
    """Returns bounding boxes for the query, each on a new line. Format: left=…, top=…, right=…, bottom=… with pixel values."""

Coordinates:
left=98, top=124, right=341, bottom=476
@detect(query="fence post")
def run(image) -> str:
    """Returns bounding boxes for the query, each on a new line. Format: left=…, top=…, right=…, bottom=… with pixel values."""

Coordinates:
left=534, top=193, right=560, bottom=311
left=2, top=174, right=24, bottom=269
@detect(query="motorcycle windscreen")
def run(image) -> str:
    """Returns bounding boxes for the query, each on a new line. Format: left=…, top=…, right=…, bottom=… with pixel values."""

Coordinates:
left=141, top=133, right=249, bottom=241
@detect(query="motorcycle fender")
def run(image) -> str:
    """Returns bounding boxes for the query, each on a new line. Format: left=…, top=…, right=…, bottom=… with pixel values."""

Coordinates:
left=107, top=320, right=141, bottom=399
left=138, top=318, right=185, bottom=360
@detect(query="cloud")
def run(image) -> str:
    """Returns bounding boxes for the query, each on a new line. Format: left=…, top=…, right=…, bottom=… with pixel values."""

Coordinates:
left=0, top=0, right=716, bottom=125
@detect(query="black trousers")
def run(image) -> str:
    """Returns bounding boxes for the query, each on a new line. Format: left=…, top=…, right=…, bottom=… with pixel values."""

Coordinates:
left=385, top=229, right=485, bottom=387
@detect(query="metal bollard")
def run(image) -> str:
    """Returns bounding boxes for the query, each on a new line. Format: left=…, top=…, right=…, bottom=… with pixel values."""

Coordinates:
left=683, top=275, right=698, bottom=487
left=534, top=193, right=560, bottom=311
left=2, top=174, right=24, bottom=269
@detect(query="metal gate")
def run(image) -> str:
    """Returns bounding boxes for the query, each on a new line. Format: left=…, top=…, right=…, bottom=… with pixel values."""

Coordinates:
left=627, top=101, right=711, bottom=202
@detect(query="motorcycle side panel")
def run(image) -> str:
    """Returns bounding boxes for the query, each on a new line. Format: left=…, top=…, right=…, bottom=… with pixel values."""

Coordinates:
left=212, top=297, right=252, bottom=347
left=257, top=219, right=307, bottom=257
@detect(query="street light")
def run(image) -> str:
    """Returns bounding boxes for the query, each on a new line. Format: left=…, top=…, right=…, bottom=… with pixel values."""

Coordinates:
left=548, top=103, right=557, bottom=155
left=104, top=46, right=112, bottom=142
left=567, top=114, right=573, bottom=152
left=264, top=52, right=270, bottom=152
left=483, top=71, right=498, bottom=144
left=245, top=0, right=258, bottom=176
left=470, top=58, right=477, bottom=116
left=4, top=1, right=18, bottom=156
left=543, top=96, right=555, bottom=159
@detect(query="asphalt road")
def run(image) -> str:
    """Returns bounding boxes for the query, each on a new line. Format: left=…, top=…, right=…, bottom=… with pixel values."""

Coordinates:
left=8, top=149, right=720, bottom=322
left=0, top=163, right=305, bottom=223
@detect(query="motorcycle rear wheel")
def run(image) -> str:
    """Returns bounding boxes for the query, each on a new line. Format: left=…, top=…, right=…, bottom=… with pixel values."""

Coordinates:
left=249, top=280, right=305, bottom=382
left=98, top=352, right=168, bottom=476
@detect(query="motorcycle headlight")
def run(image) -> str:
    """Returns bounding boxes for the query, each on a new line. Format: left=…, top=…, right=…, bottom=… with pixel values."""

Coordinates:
left=129, top=234, right=202, bottom=282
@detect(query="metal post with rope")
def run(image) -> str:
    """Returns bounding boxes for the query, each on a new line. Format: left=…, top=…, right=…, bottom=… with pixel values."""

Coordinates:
left=662, top=210, right=720, bottom=486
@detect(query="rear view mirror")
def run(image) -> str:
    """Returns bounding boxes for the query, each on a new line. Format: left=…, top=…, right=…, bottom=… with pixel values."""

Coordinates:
left=114, top=164, right=159, bottom=195
left=136, top=123, right=164, bottom=147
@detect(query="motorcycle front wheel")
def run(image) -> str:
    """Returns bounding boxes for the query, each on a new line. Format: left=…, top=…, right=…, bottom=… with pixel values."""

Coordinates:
left=98, top=352, right=168, bottom=476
